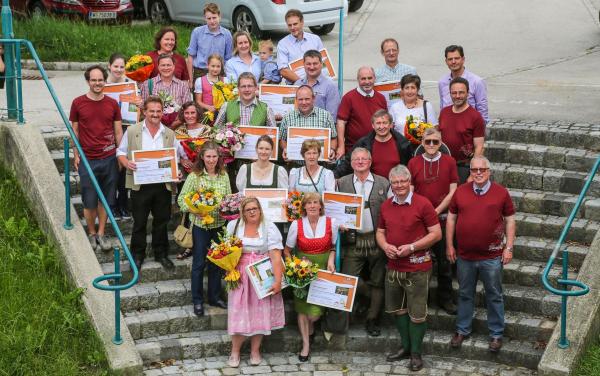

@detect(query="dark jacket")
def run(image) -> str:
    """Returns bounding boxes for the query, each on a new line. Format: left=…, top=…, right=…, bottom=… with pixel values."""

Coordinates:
left=334, top=129, right=413, bottom=178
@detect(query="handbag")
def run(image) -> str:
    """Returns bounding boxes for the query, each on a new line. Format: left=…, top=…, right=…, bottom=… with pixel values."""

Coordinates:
left=174, top=214, right=193, bottom=249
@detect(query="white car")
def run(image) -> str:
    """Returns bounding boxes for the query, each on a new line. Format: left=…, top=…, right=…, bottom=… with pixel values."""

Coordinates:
left=144, top=0, right=348, bottom=37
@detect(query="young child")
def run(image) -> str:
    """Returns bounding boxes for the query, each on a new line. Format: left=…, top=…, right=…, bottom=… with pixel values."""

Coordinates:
left=258, top=40, right=281, bottom=84
left=194, top=53, right=225, bottom=115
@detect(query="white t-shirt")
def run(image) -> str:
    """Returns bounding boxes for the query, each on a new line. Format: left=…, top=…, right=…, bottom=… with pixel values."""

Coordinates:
left=390, top=100, right=438, bottom=133
left=226, top=220, right=283, bottom=254
left=286, top=216, right=339, bottom=249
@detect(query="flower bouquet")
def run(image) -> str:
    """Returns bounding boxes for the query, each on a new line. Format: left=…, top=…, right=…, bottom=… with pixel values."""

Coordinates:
left=212, top=80, right=238, bottom=111
left=404, top=115, right=434, bottom=145
left=180, top=138, right=208, bottom=171
left=207, top=232, right=243, bottom=291
left=125, top=54, right=154, bottom=82
left=157, top=90, right=181, bottom=128
left=183, top=187, right=222, bottom=228
left=212, top=122, right=245, bottom=165
left=219, top=193, right=244, bottom=221
left=284, top=255, right=320, bottom=299
left=286, top=191, right=305, bottom=222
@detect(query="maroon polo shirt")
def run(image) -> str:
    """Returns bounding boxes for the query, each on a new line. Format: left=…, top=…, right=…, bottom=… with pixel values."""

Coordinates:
left=337, top=89, right=387, bottom=151
left=438, top=105, right=485, bottom=162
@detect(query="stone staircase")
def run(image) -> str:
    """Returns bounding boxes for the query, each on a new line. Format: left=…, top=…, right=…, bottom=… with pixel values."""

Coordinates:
left=41, top=119, right=600, bottom=374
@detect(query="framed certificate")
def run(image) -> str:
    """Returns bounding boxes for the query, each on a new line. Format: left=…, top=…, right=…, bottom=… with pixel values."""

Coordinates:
left=374, top=80, right=402, bottom=109
left=246, top=257, right=288, bottom=299
left=132, top=148, right=178, bottom=185
left=322, top=191, right=363, bottom=230
left=288, top=48, right=336, bottom=81
left=286, top=127, right=331, bottom=162
left=258, top=84, right=298, bottom=117
left=103, top=82, right=141, bottom=125
left=307, top=271, right=358, bottom=312
left=243, top=188, right=288, bottom=223
left=235, top=126, right=279, bottom=160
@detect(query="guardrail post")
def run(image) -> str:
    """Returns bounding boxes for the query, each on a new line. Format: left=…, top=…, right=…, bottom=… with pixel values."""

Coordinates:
left=14, top=42, right=24, bottom=124
left=337, top=3, right=344, bottom=97
left=558, top=250, right=570, bottom=348
left=113, top=247, right=123, bottom=345
left=63, top=138, right=73, bottom=230
left=1, top=0, right=17, bottom=120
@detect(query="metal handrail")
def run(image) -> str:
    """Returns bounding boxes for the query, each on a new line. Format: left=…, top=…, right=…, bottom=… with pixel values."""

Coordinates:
left=0, top=34, right=139, bottom=345
left=541, top=155, right=600, bottom=348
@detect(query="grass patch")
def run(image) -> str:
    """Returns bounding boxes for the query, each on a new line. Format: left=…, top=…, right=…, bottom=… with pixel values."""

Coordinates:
left=0, top=165, right=111, bottom=375
left=575, top=341, right=600, bottom=376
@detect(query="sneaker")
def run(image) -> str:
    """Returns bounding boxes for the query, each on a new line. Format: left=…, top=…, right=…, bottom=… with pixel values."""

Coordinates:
left=88, top=234, right=98, bottom=251
left=112, top=208, right=122, bottom=221
left=120, top=208, right=132, bottom=220
left=96, top=234, right=112, bottom=252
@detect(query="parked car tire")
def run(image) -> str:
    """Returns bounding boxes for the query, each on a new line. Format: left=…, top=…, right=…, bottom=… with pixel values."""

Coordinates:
left=348, top=0, right=364, bottom=12
left=148, top=0, right=171, bottom=24
left=234, top=6, right=263, bottom=38
left=309, top=23, right=335, bottom=36
left=30, top=1, right=46, bottom=17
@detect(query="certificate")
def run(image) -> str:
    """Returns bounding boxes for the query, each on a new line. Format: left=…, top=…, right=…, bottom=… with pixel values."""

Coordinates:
left=307, top=271, right=358, bottom=312
left=103, top=82, right=141, bottom=125
left=374, top=80, right=402, bottom=109
left=235, top=126, right=279, bottom=160
left=246, top=257, right=288, bottom=299
left=132, top=148, right=178, bottom=185
left=322, top=191, right=363, bottom=230
left=258, top=84, right=298, bottom=117
left=243, top=188, right=288, bottom=223
left=288, top=48, right=336, bottom=81
left=286, top=127, right=331, bottom=162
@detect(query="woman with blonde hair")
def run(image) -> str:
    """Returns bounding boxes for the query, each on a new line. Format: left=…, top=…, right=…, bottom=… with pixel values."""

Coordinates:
left=224, top=31, right=261, bottom=81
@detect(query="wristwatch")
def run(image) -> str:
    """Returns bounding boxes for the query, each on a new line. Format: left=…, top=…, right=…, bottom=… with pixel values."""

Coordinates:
left=505, top=246, right=513, bottom=253
left=410, top=244, right=415, bottom=253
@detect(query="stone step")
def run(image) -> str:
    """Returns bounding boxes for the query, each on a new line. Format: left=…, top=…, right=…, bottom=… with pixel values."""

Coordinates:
left=143, top=351, right=537, bottom=375
left=102, top=258, right=192, bottom=284
left=135, top=327, right=543, bottom=369
left=513, top=236, right=587, bottom=269
left=42, top=128, right=71, bottom=151
left=515, top=212, right=599, bottom=244
left=510, top=188, right=600, bottom=221
left=487, top=120, right=600, bottom=151
left=51, top=149, right=74, bottom=174
left=121, top=278, right=560, bottom=318
left=126, top=303, right=555, bottom=343
left=486, top=139, right=598, bottom=173
left=491, top=162, right=600, bottom=197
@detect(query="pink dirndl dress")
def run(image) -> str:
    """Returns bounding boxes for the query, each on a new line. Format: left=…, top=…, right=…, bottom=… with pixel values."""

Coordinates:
left=227, top=221, right=285, bottom=336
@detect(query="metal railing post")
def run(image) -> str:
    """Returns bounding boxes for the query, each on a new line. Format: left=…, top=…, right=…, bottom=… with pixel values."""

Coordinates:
left=558, top=250, right=570, bottom=348
left=112, top=247, right=123, bottom=345
left=1, top=0, right=17, bottom=120
left=337, top=3, right=344, bottom=97
left=335, top=231, right=341, bottom=271
left=14, top=42, right=24, bottom=124
left=63, top=138, right=73, bottom=230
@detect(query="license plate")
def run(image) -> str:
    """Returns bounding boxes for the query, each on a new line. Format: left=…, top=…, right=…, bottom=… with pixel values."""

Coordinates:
left=89, top=11, right=117, bottom=19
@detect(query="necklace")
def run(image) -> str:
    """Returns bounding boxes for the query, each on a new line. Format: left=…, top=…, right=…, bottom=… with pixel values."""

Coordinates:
left=405, top=100, right=418, bottom=109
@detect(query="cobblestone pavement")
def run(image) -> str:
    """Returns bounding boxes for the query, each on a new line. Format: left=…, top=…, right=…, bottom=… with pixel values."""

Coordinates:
left=143, top=351, right=537, bottom=375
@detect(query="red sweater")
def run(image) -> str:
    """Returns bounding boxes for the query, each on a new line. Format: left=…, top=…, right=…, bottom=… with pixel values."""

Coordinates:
left=438, top=105, right=485, bottom=162
left=408, top=154, right=458, bottom=210
left=448, top=182, right=515, bottom=260
left=337, top=89, right=387, bottom=150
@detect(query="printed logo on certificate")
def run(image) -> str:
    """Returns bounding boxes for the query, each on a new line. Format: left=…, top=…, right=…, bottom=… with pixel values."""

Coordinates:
left=246, top=257, right=288, bottom=299
left=288, top=48, right=336, bottom=81
left=258, top=84, right=298, bottom=117
left=103, top=82, right=141, bottom=125
left=132, top=148, right=178, bottom=185
left=235, top=126, right=279, bottom=160
left=373, top=80, right=402, bottom=109
left=307, top=271, right=358, bottom=312
left=322, top=191, right=363, bottom=230
left=243, top=188, right=288, bottom=223
left=286, top=127, right=331, bottom=162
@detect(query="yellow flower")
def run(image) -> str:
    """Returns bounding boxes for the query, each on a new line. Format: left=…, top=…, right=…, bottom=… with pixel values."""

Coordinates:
left=201, top=215, right=215, bottom=225
left=286, top=270, right=293, bottom=276
left=409, top=123, right=417, bottom=129
left=300, top=260, right=308, bottom=268
left=205, top=111, right=215, bottom=122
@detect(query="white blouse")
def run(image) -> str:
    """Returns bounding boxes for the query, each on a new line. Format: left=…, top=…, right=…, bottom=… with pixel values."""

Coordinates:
left=286, top=216, right=340, bottom=249
left=390, top=100, right=438, bottom=133
left=289, top=166, right=336, bottom=193
left=235, top=163, right=289, bottom=191
left=226, top=220, right=283, bottom=254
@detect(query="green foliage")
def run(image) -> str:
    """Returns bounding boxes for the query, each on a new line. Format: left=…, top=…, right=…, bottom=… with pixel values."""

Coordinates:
left=0, top=167, right=110, bottom=375
left=576, top=340, right=600, bottom=376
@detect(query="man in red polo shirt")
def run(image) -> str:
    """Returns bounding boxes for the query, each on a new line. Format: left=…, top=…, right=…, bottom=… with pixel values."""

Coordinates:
left=446, top=156, right=516, bottom=353
left=376, top=164, right=441, bottom=371
left=408, top=127, right=458, bottom=315
left=438, top=76, right=485, bottom=183
left=335, top=66, right=387, bottom=159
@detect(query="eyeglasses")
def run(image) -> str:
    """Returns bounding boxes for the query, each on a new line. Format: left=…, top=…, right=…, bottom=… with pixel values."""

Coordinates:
left=244, top=207, right=259, bottom=213
left=423, top=139, right=440, bottom=146
left=351, top=157, right=371, bottom=162
left=470, top=168, right=490, bottom=174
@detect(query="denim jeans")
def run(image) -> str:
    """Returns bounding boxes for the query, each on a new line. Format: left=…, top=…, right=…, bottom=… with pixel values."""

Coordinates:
left=456, top=256, right=504, bottom=338
left=191, top=225, right=222, bottom=305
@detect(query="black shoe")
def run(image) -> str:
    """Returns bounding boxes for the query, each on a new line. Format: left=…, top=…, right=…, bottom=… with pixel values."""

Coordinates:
left=386, top=347, right=410, bottom=362
left=209, top=299, right=227, bottom=309
left=298, top=351, right=310, bottom=362
left=440, top=300, right=458, bottom=315
left=156, top=257, right=175, bottom=270
left=120, top=208, right=132, bottom=220
left=365, top=319, right=381, bottom=337
left=133, top=257, right=143, bottom=272
left=409, top=353, right=423, bottom=371
left=193, top=304, right=204, bottom=316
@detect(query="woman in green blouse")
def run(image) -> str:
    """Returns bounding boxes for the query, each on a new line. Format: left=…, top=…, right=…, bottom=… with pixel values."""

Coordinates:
left=178, top=141, right=232, bottom=316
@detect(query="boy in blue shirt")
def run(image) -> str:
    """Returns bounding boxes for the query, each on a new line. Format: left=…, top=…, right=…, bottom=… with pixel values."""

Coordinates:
left=258, top=40, right=281, bottom=84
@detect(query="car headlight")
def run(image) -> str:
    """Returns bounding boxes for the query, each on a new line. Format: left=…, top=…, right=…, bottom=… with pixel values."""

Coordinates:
left=55, top=0, right=82, bottom=5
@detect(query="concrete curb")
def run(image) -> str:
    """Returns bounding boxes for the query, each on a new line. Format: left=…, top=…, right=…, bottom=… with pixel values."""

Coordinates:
left=0, top=122, right=143, bottom=375
left=538, top=227, right=600, bottom=375
left=21, top=59, right=104, bottom=71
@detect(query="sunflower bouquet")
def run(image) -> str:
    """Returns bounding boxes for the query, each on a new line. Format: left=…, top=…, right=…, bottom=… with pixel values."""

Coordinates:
left=212, top=80, right=238, bottom=110
left=404, top=114, right=434, bottom=145
left=125, top=54, right=154, bottom=82
left=183, top=187, right=222, bottom=228
left=284, top=256, right=320, bottom=299
left=207, top=232, right=243, bottom=291
left=286, top=191, right=305, bottom=221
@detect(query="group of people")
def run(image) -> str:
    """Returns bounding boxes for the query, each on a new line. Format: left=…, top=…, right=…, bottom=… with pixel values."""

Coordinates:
left=68, top=2, right=515, bottom=373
